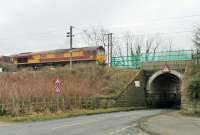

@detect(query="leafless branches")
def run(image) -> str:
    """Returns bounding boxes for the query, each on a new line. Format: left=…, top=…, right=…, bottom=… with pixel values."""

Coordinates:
left=83, top=26, right=107, bottom=47
left=121, top=32, right=162, bottom=57
left=193, top=27, right=200, bottom=49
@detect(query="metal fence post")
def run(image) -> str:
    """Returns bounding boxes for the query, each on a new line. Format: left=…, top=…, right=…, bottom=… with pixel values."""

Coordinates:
left=56, top=96, right=59, bottom=112
left=11, top=97, right=17, bottom=116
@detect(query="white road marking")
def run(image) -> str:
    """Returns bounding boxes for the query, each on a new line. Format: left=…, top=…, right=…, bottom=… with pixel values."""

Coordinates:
left=52, top=119, right=101, bottom=130
left=132, top=123, right=138, bottom=127
left=108, top=125, right=133, bottom=135
left=52, top=123, right=83, bottom=130
left=0, top=123, right=10, bottom=127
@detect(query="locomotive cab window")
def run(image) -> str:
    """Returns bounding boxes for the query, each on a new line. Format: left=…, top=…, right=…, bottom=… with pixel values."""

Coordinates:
left=97, top=49, right=105, bottom=55
left=87, top=50, right=96, bottom=55
left=17, top=57, right=28, bottom=63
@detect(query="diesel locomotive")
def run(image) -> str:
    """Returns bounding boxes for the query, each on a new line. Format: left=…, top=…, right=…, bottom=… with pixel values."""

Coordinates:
left=10, top=46, right=105, bottom=68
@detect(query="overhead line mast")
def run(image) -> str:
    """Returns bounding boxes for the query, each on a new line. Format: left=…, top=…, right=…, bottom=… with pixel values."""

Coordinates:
left=104, top=33, right=113, bottom=67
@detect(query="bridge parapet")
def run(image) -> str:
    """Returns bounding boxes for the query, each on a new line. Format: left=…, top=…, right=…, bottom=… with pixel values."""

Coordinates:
left=141, top=60, right=192, bottom=72
left=112, top=50, right=195, bottom=71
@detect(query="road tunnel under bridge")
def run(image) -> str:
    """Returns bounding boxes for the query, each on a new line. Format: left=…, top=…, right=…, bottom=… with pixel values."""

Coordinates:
left=146, top=70, right=182, bottom=108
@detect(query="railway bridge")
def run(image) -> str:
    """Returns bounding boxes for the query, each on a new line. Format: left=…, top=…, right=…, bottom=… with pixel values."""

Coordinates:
left=112, top=50, right=199, bottom=107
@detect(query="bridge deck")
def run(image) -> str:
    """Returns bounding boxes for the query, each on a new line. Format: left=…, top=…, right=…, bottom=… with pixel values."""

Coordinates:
left=141, top=60, right=192, bottom=71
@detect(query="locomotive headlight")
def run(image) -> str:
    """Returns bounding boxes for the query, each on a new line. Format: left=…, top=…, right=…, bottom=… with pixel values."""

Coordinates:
left=96, top=48, right=105, bottom=64
left=96, top=55, right=105, bottom=64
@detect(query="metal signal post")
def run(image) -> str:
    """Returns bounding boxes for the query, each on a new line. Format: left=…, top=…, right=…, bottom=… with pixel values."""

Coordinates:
left=110, top=33, right=113, bottom=67
left=67, top=25, right=74, bottom=71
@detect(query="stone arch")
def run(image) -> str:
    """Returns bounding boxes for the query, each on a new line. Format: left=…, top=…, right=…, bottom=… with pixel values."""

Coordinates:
left=146, top=70, right=183, bottom=93
left=146, top=70, right=183, bottom=107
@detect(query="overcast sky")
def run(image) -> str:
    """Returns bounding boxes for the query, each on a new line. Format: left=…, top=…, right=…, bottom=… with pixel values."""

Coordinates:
left=0, top=0, right=200, bottom=55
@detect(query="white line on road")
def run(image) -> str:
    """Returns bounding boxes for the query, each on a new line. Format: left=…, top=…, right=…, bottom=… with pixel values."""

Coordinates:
left=108, top=125, right=133, bottom=135
left=52, top=119, right=101, bottom=130
left=52, top=123, right=83, bottom=130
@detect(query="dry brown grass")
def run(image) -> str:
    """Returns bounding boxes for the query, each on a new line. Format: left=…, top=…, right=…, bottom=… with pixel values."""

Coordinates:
left=0, top=64, right=136, bottom=102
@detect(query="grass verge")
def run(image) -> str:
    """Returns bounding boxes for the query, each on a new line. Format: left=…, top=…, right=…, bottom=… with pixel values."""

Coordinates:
left=0, top=107, right=145, bottom=123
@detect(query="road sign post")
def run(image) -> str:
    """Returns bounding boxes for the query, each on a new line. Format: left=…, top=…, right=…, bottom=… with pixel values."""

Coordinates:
left=55, top=78, right=61, bottom=111
left=55, top=78, right=61, bottom=95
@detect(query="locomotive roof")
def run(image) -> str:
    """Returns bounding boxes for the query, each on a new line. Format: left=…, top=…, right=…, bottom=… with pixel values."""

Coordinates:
left=11, top=46, right=104, bottom=57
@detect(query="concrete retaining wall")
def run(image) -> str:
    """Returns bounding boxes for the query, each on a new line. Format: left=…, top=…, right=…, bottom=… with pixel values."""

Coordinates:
left=115, top=70, right=146, bottom=107
left=98, top=70, right=146, bottom=108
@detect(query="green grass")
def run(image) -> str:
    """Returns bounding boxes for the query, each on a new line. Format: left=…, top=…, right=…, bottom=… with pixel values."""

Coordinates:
left=0, top=107, right=144, bottom=123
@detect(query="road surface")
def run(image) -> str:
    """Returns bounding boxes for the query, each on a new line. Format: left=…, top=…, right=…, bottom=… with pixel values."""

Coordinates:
left=0, top=110, right=161, bottom=135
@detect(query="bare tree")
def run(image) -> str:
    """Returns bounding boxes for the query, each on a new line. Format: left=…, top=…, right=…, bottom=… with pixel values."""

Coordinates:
left=145, top=38, right=154, bottom=54
left=111, top=37, right=127, bottom=66
left=83, top=26, right=107, bottom=47
left=112, top=37, right=123, bottom=57
left=168, top=39, right=173, bottom=51
left=153, top=39, right=161, bottom=54
left=123, top=32, right=134, bottom=56
left=151, top=38, right=161, bottom=61
left=123, top=32, right=146, bottom=57
left=193, top=27, right=200, bottom=49
left=133, top=35, right=144, bottom=56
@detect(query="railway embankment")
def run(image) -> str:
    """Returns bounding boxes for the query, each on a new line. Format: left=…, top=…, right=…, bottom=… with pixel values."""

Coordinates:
left=0, top=64, right=146, bottom=121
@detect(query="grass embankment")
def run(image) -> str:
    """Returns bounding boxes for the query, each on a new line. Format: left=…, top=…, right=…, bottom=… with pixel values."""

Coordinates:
left=0, top=64, right=136, bottom=98
left=0, top=64, right=137, bottom=116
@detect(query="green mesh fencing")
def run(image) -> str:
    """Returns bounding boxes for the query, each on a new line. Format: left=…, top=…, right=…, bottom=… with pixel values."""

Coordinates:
left=112, top=55, right=140, bottom=69
left=112, top=50, right=194, bottom=69
left=140, top=50, right=193, bottom=63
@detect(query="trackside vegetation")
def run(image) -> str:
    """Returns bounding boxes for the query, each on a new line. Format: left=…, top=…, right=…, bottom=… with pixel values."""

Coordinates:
left=0, top=64, right=136, bottom=117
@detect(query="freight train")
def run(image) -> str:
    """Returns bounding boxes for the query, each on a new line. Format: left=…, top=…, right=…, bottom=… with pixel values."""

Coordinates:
left=8, top=46, right=105, bottom=68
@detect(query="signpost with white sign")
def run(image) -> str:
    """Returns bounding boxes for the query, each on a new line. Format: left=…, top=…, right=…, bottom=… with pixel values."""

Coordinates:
left=55, top=78, right=61, bottom=111
left=0, top=68, right=3, bottom=73
left=135, top=81, right=141, bottom=88
left=55, top=78, right=61, bottom=95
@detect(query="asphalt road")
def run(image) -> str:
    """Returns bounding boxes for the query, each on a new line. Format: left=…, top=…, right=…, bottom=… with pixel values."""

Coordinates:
left=0, top=110, right=162, bottom=135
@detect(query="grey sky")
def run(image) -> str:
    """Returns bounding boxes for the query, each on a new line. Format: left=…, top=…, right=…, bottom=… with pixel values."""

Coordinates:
left=0, top=0, right=200, bottom=55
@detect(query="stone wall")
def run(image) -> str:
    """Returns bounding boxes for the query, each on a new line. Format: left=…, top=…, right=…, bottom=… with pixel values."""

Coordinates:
left=181, top=64, right=200, bottom=114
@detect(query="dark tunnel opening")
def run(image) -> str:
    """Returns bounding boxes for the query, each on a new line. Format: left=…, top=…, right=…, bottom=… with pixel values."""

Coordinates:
left=147, top=73, right=181, bottom=108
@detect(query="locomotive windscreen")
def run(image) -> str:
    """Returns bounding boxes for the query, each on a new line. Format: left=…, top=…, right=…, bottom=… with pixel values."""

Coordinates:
left=17, top=57, right=28, bottom=63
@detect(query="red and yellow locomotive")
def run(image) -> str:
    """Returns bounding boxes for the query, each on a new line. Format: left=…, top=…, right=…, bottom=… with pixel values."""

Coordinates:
left=10, top=46, right=105, bottom=68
